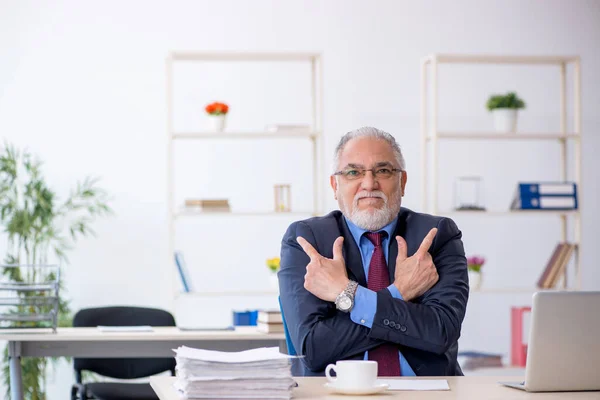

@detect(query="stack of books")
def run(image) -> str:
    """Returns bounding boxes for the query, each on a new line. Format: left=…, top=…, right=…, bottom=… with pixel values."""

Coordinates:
left=184, top=199, right=231, bottom=212
left=174, top=346, right=295, bottom=399
left=257, top=310, right=284, bottom=333
left=457, top=351, right=504, bottom=370
left=537, top=242, right=577, bottom=289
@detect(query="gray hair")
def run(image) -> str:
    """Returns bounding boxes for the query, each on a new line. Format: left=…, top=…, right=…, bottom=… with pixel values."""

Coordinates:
left=332, top=126, right=406, bottom=173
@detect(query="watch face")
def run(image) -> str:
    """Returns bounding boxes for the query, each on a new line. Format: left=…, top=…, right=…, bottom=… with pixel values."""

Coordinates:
left=338, top=295, right=352, bottom=310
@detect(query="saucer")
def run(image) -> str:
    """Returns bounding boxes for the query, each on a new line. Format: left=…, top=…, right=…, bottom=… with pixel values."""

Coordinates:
left=324, top=382, right=389, bottom=395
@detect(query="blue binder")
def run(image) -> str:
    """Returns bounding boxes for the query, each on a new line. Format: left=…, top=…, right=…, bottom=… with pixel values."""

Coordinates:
left=511, top=182, right=578, bottom=210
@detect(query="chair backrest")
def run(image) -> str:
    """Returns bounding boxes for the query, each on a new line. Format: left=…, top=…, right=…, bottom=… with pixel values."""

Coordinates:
left=73, top=306, right=176, bottom=380
left=278, top=297, right=296, bottom=356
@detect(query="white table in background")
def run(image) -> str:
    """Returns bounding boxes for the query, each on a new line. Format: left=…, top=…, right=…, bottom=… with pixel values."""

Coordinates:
left=150, top=376, right=599, bottom=400
left=0, top=326, right=285, bottom=400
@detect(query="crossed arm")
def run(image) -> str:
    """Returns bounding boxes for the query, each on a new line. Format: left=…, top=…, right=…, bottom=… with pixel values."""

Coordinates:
left=278, top=218, right=468, bottom=372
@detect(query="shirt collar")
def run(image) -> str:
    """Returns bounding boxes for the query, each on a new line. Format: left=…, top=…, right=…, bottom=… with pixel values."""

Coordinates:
left=344, top=215, right=399, bottom=246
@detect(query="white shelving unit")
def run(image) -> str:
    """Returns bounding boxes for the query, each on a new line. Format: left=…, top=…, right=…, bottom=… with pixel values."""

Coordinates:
left=420, top=54, right=582, bottom=292
left=166, top=52, right=324, bottom=302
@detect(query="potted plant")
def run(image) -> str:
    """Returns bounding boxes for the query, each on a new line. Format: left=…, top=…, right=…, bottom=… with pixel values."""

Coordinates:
left=0, top=143, right=112, bottom=399
left=486, top=92, right=526, bottom=133
left=467, top=255, right=485, bottom=290
left=266, top=257, right=280, bottom=290
left=205, top=101, right=229, bottom=132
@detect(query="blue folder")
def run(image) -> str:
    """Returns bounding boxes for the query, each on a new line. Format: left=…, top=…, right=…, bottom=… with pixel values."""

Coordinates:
left=511, top=182, right=578, bottom=210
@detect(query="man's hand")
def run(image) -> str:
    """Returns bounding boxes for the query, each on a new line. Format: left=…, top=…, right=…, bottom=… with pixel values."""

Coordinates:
left=297, top=236, right=349, bottom=302
left=393, top=228, right=439, bottom=302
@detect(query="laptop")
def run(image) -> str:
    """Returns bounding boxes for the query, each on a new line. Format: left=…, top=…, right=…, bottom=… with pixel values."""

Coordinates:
left=500, top=291, right=600, bottom=392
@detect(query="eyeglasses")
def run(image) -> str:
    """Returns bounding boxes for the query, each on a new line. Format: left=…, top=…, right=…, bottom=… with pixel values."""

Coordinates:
left=333, top=167, right=403, bottom=181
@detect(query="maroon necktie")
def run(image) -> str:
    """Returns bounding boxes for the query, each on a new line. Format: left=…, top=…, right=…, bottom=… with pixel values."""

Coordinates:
left=365, top=232, right=401, bottom=376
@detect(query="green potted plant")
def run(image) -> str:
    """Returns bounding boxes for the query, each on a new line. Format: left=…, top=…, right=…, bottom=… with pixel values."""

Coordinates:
left=486, top=92, right=526, bottom=133
left=0, top=143, right=112, bottom=399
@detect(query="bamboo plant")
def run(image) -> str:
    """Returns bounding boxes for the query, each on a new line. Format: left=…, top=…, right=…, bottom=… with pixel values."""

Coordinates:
left=0, top=143, right=112, bottom=399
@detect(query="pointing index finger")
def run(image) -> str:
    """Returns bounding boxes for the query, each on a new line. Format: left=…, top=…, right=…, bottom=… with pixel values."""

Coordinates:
left=297, top=236, right=321, bottom=261
left=417, top=228, right=438, bottom=255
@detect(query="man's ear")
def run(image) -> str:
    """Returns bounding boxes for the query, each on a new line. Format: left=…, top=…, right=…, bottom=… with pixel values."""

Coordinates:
left=330, top=175, right=338, bottom=200
left=401, top=171, right=408, bottom=196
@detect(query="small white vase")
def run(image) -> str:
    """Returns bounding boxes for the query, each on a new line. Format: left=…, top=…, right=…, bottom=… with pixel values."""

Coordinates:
left=492, top=109, right=518, bottom=133
left=208, top=114, right=226, bottom=132
left=269, top=274, right=280, bottom=292
left=468, top=271, right=482, bottom=290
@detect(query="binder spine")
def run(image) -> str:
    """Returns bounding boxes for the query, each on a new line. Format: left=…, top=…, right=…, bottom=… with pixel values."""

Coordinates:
left=517, top=183, right=577, bottom=210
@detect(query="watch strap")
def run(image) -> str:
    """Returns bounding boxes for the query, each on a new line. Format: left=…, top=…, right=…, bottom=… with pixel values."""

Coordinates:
left=335, top=280, right=358, bottom=312
left=344, top=280, right=358, bottom=298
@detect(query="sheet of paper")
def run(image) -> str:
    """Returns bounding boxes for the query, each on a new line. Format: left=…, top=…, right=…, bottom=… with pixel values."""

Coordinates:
left=97, top=325, right=153, bottom=332
left=175, top=346, right=293, bottom=363
left=379, top=379, right=450, bottom=391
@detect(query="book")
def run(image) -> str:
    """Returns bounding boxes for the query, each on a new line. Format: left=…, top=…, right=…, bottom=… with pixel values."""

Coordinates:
left=542, top=244, right=568, bottom=288
left=537, top=243, right=577, bottom=289
left=174, top=251, right=193, bottom=293
left=257, top=322, right=285, bottom=334
left=537, top=243, right=565, bottom=288
left=265, top=124, right=311, bottom=133
left=185, top=199, right=230, bottom=207
left=458, top=351, right=504, bottom=370
left=258, top=310, right=283, bottom=324
left=546, top=243, right=576, bottom=288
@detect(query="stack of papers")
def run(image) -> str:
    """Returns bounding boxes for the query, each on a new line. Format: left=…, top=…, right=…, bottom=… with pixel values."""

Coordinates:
left=174, top=346, right=295, bottom=399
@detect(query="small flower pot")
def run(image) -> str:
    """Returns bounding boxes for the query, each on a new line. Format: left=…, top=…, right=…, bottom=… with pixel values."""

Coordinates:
left=492, top=109, right=518, bottom=133
left=269, top=273, right=280, bottom=292
left=468, top=271, right=482, bottom=290
left=208, top=114, right=226, bottom=132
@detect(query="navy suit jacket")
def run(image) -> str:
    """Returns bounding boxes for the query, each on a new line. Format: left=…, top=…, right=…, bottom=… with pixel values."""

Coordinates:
left=278, top=207, right=469, bottom=376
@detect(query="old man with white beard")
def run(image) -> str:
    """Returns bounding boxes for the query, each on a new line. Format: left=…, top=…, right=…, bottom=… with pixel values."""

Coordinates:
left=279, top=126, right=469, bottom=377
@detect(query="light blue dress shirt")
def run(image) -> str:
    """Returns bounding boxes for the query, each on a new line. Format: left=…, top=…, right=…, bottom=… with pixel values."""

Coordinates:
left=345, top=216, right=416, bottom=376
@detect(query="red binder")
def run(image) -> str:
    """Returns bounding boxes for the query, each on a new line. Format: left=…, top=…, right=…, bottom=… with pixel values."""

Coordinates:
left=511, top=306, right=531, bottom=367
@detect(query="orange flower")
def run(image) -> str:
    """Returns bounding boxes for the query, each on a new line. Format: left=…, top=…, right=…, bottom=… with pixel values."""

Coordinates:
left=205, top=102, right=229, bottom=115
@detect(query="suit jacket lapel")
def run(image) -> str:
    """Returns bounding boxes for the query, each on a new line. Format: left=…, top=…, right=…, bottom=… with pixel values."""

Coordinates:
left=338, top=216, right=367, bottom=286
left=388, top=210, right=407, bottom=284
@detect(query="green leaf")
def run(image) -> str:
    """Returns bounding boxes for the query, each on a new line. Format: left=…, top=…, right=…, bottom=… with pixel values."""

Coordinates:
left=486, top=91, right=526, bottom=110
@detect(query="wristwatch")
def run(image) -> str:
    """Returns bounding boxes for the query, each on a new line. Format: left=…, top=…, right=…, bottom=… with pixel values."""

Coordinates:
left=335, top=280, right=359, bottom=312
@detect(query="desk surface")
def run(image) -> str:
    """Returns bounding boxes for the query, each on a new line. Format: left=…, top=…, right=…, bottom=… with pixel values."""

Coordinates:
left=0, top=326, right=285, bottom=341
left=150, top=376, right=600, bottom=400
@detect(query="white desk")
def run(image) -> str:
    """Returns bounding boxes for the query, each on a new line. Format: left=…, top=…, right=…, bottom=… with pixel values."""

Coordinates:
left=150, top=376, right=600, bottom=400
left=0, top=327, right=285, bottom=400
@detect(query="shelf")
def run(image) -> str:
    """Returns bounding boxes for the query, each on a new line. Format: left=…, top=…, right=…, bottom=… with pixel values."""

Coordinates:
left=425, top=54, right=579, bottom=65
left=177, top=291, right=279, bottom=297
left=440, top=210, right=579, bottom=217
left=426, top=132, right=579, bottom=141
left=0, top=283, right=57, bottom=291
left=174, top=210, right=317, bottom=219
left=0, top=313, right=55, bottom=322
left=170, top=52, right=319, bottom=62
left=172, top=131, right=319, bottom=140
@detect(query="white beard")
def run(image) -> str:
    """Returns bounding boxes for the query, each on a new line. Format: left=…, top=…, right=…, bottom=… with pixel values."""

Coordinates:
left=339, top=190, right=402, bottom=231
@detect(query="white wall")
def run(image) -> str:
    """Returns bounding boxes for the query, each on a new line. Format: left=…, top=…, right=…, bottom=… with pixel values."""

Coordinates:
left=1, top=0, right=599, bottom=397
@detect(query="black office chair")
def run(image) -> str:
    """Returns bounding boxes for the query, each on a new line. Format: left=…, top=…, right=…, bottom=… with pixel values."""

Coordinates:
left=71, top=306, right=176, bottom=400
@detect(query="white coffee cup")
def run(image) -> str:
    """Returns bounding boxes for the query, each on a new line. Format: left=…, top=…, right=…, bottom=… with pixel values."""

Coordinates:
left=325, top=360, right=378, bottom=389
